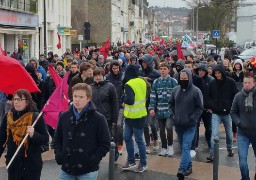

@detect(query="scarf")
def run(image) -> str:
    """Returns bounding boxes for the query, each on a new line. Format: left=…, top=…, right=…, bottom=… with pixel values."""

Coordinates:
left=4, top=112, right=33, bottom=157
left=242, top=87, right=256, bottom=112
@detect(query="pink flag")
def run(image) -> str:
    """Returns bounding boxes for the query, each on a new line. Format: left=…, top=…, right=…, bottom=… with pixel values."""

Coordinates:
left=48, top=64, right=62, bottom=87
left=42, top=71, right=70, bottom=128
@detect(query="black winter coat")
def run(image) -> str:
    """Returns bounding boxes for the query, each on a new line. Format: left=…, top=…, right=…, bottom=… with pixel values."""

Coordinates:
left=0, top=110, right=49, bottom=180
left=105, top=72, right=124, bottom=108
left=208, top=65, right=239, bottom=115
left=91, top=80, right=119, bottom=123
left=54, top=102, right=111, bottom=176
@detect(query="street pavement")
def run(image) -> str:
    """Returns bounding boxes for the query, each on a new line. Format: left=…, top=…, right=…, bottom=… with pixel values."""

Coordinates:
left=0, top=124, right=255, bottom=180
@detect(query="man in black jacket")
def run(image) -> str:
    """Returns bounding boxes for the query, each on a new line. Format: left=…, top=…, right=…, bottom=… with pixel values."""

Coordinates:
left=194, top=64, right=214, bottom=150
left=207, top=64, right=239, bottom=161
left=105, top=61, right=124, bottom=154
left=139, top=54, right=160, bottom=153
left=67, top=61, right=79, bottom=85
left=68, top=62, right=94, bottom=100
left=184, top=60, right=205, bottom=157
left=54, top=83, right=110, bottom=179
left=231, top=76, right=256, bottom=180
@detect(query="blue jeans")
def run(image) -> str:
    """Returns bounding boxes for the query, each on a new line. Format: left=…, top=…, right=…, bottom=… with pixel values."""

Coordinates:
left=237, top=132, right=256, bottom=180
left=124, top=123, right=147, bottom=165
left=210, top=114, right=233, bottom=153
left=191, top=110, right=212, bottom=150
left=175, top=126, right=196, bottom=173
left=59, top=170, right=98, bottom=180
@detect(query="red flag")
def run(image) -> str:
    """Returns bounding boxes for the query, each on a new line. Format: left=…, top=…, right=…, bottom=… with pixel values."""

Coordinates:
left=0, top=44, right=6, bottom=56
left=154, top=36, right=160, bottom=41
left=42, top=71, right=70, bottom=128
left=48, top=64, right=62, bottom=87
left=177, top=41, right=185, bottom=60
left=0, top=54, right=40, bottom=94
left=160, top=38, right=166, bottom=46
left=153, top=44, right=158, bottom=52
left=126, top=40, right=132, bottom=46
left=98, top=39, right=110, bottom=60
left=57, top=33, right=61, bottom=49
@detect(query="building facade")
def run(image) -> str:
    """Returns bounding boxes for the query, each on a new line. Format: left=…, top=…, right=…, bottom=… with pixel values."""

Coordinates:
left=0, top=0, right=39, bottom=63
left=38, top=0, right=72, bottom=56
left=72, top=0, right=149, bottom=45
left=236, top=1, right=256, bottom=45
left=0, top=0, right=72, bottom=62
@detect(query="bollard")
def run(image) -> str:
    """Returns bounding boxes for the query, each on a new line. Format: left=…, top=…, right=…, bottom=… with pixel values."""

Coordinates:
left=213, top=137, right=220, bottom=180
left=109, top=142, right=116, bottom=180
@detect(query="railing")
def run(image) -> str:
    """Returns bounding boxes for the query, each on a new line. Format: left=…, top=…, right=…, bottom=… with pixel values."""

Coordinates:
left=0, top=0, right=38, bottom=14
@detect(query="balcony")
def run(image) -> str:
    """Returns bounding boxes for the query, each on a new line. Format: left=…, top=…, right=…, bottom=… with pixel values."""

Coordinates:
left=0, top=0, right=38, bottom=14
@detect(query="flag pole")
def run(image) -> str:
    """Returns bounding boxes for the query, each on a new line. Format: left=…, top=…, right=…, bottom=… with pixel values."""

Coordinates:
left=6, top=112, right=44, bottom=169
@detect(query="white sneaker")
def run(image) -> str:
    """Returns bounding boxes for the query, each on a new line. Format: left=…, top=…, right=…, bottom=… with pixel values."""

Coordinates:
left=159, top=148, right=167, bottom=156
left=166, top=145, right=174, bottom=156
left=146, top=146, right=151, bottom=154
left=152, top=141, right=159, bottom=152
left=190, top=150, right=196, bottom=158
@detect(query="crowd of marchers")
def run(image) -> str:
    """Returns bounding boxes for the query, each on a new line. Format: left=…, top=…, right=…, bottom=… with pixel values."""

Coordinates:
left=0, top=43, right=256, bottom=180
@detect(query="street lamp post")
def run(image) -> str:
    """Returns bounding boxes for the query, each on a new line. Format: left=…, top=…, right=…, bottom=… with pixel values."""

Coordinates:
left=196, top=5, right=205, bottom=53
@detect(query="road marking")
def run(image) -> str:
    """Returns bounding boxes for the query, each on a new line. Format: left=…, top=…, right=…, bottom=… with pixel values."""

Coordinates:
left=219, top=145, right=252, bottom=150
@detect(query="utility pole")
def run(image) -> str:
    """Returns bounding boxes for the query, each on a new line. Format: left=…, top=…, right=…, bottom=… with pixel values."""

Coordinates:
left=43, top=0, right=47, bottom=55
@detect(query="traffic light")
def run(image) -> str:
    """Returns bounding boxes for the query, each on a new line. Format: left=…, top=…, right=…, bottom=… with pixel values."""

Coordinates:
left=84, top=22, right=91, bottom=40
left=84, top=29, right=90, bottom=40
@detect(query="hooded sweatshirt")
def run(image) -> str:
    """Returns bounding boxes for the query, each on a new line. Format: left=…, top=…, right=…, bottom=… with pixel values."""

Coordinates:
left=173, top=59, right=185, bottom=81
left=105, top=61, right=124, bottom=108
left=231, top=59, right=244, bottom=91
left=195, top=64, right=214, bottom=109
left=169, top=68, right=204, bottom=127
left=231, top=87, right=256, bottom=136
left=139, top=54, right=160, bottom=84
left=208, top=64, right=239, bottom=115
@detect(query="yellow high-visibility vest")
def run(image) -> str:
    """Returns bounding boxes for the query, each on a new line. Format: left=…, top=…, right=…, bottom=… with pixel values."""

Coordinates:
left=124, top=78, right=147, bottom=119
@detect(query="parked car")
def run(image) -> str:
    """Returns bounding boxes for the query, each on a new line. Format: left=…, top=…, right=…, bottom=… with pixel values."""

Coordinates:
left=238, top=47, right=256, bottom=62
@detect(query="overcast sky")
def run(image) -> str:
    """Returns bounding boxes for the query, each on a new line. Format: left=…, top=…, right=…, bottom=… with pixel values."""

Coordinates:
left=147, top=0, right=188, bottom=8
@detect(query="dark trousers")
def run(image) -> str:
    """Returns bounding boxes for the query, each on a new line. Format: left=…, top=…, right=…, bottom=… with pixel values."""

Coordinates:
left=144, top=115, right=158, bottom=146
left=191, top=110, right=212, bottom=150
left=158, top=118, right=173, bottom=148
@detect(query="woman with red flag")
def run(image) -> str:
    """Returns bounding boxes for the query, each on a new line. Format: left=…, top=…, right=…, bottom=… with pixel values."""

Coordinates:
left=0, top=89, right=49, bottom=180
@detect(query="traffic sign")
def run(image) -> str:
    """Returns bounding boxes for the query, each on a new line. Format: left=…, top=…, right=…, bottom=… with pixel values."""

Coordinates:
left=212, top=30, right=220, bottom=39
left=203, top=33, right=210, bottom=41
left=78, top=35, right=84, bottom=41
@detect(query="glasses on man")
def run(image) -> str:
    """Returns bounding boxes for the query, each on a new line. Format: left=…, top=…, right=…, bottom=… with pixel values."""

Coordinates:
left=12, top=98, right=26, bottom=102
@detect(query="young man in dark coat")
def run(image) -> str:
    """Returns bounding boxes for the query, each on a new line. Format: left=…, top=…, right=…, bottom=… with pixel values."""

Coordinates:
left=139, top=54, right=161, bottom=153
left=231, top=76, right=256, bottom=180
left=184, top=60, right=205, bottom=157
left=54, top=83, right=110, bottom=179
left=194, top=64, right=214, bottom=150
left=68, top=62, right=94, bottom=100
left=91, top=67, right=119, bottom=133
left=105, top=61, right=124, bottom=154
left=207, top=64, right=239, bottom=161
left=67, top=61, right=79, bottom=85
left=169, top=68, right=204, bottom=180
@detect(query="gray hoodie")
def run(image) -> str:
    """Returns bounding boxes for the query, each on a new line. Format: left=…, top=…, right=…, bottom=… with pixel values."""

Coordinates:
left=169, top=68, right=204, bottom=127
